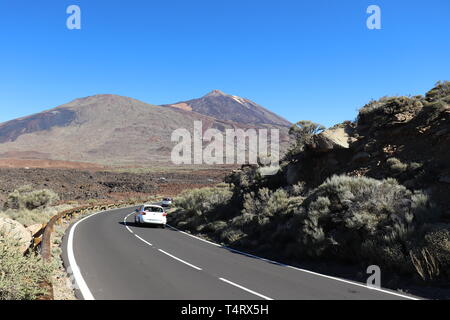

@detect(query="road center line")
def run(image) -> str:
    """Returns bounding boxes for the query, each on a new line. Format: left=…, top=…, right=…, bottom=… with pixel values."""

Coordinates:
left=157, top=249, right=202, bottom=271
left=219, top=278, right=273, bottom=300
left=167, top=224, right=419, bottom=300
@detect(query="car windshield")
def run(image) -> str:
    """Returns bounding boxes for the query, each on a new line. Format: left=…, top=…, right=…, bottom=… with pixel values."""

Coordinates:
left=163, top=198, right=171, bottom=201
left=144, top=206, right=163, bottom=213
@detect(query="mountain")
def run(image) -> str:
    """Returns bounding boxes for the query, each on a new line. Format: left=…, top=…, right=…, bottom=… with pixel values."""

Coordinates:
left=0, top=93, right=290, bottom=166
left=162, top=90, right=291, bottom=127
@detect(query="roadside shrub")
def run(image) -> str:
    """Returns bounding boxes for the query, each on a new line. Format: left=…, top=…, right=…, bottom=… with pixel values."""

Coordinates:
left=301, top=175, right=435, bottom=270
left=4, top=186, right=59, bottom=211
left=172, top=186, right=233, bottom=229
left=357, top=96, right=423, bottom=128
left=242, top=188, right=290, bottom=221
left=409, top=224, right=450, bottom=280
left=0, top=231, right=53, bottom=300
left=287, top=120, right=325, bottom=156
left=409, top=162, right=423, bottom=171
left=219, top=229, right=245, bottom=244
left=202, top=220, right=228, bottom=234
left=386, top=157, right=408, bottom=173
left=174, top=186, right=232, bottom=216
left=2, top=204, right=73, bottom=227
left=287, top=181, right=307, bottom=197
left=425, top=81, right=450, bottom=102
left=225, top=165, right=263, bottom=192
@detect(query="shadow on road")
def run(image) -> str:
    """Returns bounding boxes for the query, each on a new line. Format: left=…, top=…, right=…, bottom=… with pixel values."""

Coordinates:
left=118, top=221, right=163, bottom=229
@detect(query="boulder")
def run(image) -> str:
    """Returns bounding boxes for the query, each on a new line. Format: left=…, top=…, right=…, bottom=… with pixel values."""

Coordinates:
left=0, top=217, right=32, bottom=253
left=26, top=223, right=44, bottom=237
left=308, top=126, right=352, bottom=153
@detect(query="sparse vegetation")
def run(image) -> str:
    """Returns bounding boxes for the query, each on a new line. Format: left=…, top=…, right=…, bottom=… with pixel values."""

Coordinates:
left=300, top=176, right=436, bottom=270
left=0, top=186, right=68, bottom=226
left=172, top=186, right=233, bottom=231
left=287, top=120, right=325, bottom=156
left=0, top=230, right=53, bottom=300
left=358, top=96, right=423, bottom=129
left=171, top=174, right=445, bottom=281
left=170, top=81, right=450, bottom=287
left=4, top=185, right=59, bottom=211
left=387, top=157, right=408, bottom=173
left=425, top=81, right=450, bottom=102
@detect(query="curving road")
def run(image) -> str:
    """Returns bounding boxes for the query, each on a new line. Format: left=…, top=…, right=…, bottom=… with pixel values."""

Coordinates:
left=62, top=206, right=419, bottom=300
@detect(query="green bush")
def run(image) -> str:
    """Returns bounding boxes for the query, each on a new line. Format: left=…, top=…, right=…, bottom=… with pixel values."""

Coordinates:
left=300, top=175, right=436, bottom=270
left=171, top=186, right=233, bottom=229
left=287, top=120, right=325, bottom=156
left=4, top=186, right=59, bottom=211
left=386, top=157, right=408, bottom=173
left=242, top=188, right=290, bottom=221
left=174, top=186, right=232, bottom=216
left=2, top=204, right=72, bottom=227
left=425, top=81, right=450, bottom=102
left=409, top=224, right=450, bottom=280
left=357, top=96, right=423, bottom=128
left=225, top=165, right=264, bottom=192
left=0, top=231, right=53, bottom=300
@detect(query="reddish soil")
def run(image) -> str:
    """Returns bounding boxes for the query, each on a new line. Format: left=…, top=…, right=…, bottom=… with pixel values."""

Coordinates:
left=0, top=158, right=104, bottom=170
left=0, top=166, right=231, bottom=205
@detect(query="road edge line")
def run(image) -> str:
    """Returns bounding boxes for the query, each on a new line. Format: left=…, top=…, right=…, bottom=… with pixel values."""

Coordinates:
left=67, top=206, right=137, bottom=300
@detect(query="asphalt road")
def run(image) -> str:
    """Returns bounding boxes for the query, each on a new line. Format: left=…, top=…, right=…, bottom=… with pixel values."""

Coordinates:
left=62, top=206, right=418, bottom=300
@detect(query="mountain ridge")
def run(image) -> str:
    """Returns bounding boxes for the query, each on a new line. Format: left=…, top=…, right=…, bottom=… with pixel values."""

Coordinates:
left=0, top=92, right=291, bottom=165
left=162, top=90, right=292, bottom=127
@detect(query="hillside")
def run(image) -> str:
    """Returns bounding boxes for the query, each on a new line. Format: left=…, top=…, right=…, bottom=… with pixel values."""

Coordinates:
left=0, top=93, right=289, bottom=166
left=169, top=81, right=450, bottom=293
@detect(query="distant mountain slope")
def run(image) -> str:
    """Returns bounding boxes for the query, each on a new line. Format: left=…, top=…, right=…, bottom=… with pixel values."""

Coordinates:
left=0, top=94, right=290, bottom=165
left=162, top=90, right=291, bottom=127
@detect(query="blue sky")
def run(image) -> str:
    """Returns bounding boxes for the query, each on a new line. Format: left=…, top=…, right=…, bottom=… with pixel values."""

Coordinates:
left=0, top=0, right=449, bottom=127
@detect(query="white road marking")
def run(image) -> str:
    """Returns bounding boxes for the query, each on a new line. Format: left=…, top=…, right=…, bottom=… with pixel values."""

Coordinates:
left=72, top=207, right=419, bottom=301
left=219, top=278, right=273, bottom=300
left=134, top=234, right=153, bottom=246
left=68, top=214, right=96, bottom=300
left=158, top=249, right=202, bottom=271
left=68, top=206, right=138, bottom=300
left=167, top=224, right=419, bottom=300
left=124, top=214, right=135, bottom=233
left=285, top=265, right=420, bottom=300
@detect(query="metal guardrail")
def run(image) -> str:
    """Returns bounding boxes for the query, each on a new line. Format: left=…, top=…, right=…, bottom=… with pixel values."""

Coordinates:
left=31, top=199, right=148, bottom=300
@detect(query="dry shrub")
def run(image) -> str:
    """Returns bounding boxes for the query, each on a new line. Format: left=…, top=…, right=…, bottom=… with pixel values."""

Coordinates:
left=0, top=230, right=54, bottom=300
left=4, top=186, right=59, bottom=211
left=300, top=175, right=436, bottom=269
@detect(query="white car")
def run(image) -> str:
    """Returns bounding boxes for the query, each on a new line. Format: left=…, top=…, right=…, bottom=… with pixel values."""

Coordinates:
left=161, top=198, right=173, bottom=207
left=134, top=204, right=167, bottom=228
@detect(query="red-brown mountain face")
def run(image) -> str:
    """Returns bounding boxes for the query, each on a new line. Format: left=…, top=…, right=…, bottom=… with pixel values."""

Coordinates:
left=162, top=90, right=292, bottom=127
left=0, top=93, right=290, bottom=166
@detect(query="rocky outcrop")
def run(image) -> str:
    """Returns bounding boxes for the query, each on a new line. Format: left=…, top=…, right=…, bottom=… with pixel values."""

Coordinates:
left=308, top=125, right=354, bottom=153
left=0, top=217, right=32, bottom=253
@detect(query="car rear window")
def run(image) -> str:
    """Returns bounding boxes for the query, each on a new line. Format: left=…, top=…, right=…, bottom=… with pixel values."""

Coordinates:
left=144, top=206, right=163, bottom=213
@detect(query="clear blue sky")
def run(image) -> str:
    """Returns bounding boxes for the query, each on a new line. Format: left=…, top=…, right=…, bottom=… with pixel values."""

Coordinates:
left=1, top=0, right=449, bottom=127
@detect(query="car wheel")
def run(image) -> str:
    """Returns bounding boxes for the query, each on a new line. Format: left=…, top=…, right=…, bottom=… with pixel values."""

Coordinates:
left=160, top=224, right=166, bottom=229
